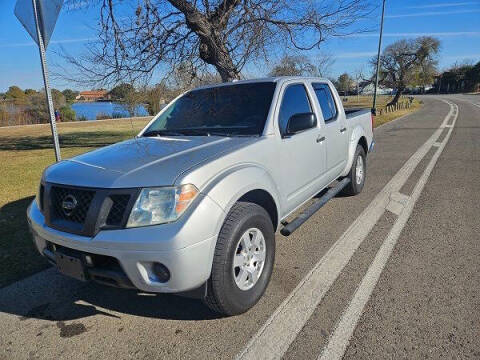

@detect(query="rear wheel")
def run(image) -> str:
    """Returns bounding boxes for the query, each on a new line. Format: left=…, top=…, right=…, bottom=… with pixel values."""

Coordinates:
left=203, top=202, right=275, bottom=316
left=342, top=144, right=366, bottom=196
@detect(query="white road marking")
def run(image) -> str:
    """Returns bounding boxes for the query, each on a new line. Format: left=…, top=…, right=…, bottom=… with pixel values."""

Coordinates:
left=385, top=192, right=410, bottom=216
left=236, top=101, right=455, bottom=360
left=385, top=200, right=404, bottom=216
left=390, top=192, right=410, bottom=205
left=318, top=100, right=458, bottom=360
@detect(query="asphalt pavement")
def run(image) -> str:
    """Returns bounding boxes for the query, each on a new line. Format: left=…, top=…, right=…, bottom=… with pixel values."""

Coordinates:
left=0, top=95, right=478, bottom=359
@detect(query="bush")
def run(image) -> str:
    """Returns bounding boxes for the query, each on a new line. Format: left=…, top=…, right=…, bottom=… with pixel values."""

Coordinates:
left=59, top=105, right=76, bottom=122
left=96, top=112, right=111, bottom=120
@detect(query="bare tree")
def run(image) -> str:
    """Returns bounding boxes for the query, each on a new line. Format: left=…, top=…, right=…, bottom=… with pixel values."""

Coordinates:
left=268, top=53, right=334, bottom=78
left=353, top=65, right=374, bottom=100
left=353, top=66, right=366, bottom=99
left=268, top=55, right=318, bottom=77
left=315, top=53, right=335, bottom=78
left=374, top=36, right=440, bottom=105
left=64, top=0, right=372, bottom=85
left=172, top=62, right=221, bottom=91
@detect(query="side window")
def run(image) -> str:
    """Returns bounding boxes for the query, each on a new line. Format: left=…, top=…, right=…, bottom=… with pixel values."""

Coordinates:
left=278, top=84, right=312, bottom=135
left=313, top=84, right=337, bottom=122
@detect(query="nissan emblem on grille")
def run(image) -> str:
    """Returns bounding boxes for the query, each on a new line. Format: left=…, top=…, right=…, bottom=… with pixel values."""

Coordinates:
left=61, top=194, right=78, bottom=216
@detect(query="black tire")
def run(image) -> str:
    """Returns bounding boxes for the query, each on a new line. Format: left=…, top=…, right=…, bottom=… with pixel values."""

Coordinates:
left=341, top=144, right=366, bottom=196
left=203, top=202, right=275, bottom=316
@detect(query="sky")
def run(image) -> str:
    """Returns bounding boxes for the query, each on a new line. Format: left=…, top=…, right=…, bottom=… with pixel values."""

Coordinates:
left=0, top=0, right=480, bottom=92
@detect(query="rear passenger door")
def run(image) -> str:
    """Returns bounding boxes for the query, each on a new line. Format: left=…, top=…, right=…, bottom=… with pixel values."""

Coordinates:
left=312, top=83, right=348, bottom=174
left=276, top=83, right=327, bottom=212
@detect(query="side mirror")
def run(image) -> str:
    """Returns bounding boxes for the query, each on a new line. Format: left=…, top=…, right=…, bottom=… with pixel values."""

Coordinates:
left=285, top=112, right=317, bottom=136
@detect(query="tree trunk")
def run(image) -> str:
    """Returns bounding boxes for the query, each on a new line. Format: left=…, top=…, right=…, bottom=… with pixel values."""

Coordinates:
left=387, top=88, right=403, bottom=106
left=199, top=39, right=240, bottom=82
left=169, top=0, right=240, bottom=82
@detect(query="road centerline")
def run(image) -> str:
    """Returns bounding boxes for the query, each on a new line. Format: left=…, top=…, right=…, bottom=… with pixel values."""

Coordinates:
left=235, top=100, right=455, bottom=360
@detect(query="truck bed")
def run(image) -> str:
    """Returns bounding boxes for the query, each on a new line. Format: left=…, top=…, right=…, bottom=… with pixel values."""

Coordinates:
left=345, top=107, right=371, bottom=119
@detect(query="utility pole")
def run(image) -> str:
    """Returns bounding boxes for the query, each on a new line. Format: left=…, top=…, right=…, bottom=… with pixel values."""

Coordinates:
left=372, top=0, right=386, bottom=115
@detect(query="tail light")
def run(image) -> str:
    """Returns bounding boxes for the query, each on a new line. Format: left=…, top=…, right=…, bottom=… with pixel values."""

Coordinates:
left=371, top=112, right=375, bottom=131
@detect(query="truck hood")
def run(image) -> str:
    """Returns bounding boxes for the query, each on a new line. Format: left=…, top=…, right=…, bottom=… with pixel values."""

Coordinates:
left=44, top=136, right=256, bottom=188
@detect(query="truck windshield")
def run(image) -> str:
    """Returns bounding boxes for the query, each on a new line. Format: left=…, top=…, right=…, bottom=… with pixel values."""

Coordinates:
left=143, top=82, right=276, bottom=137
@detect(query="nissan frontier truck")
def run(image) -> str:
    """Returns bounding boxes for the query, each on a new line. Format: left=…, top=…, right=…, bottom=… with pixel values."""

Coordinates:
left=27, top=77, right=374, bottom=315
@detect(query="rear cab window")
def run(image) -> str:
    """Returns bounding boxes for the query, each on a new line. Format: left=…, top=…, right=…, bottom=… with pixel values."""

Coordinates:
left=278, top=84, right=313, bottom=135
left=312, top=83, right=338, bottom=122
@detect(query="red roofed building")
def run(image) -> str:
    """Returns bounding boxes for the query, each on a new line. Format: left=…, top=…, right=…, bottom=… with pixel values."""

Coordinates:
left=76, top=90, right=110, bottom=101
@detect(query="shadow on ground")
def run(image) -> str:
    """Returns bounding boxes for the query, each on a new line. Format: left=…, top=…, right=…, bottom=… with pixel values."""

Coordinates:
left=0, top=196, right=50, bottom=288
left=9, top=281, right=223, bottom=322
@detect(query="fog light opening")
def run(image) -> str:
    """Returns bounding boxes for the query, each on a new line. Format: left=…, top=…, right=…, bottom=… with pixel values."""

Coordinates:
left=151, top=262, right=170, bottom=283
left=85, top=255, right=93, bottom=266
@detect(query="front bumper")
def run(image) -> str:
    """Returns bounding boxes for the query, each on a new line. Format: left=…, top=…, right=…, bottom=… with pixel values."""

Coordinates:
left=27, top=194, right=224, bottom=293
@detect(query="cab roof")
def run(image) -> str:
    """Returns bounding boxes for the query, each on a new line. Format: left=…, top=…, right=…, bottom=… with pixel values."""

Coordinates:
left=193, top=76, right=330, bottom=91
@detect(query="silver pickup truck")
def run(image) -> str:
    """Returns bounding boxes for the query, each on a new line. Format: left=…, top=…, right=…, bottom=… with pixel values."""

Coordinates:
left=27, top=77, right=373, bottom=315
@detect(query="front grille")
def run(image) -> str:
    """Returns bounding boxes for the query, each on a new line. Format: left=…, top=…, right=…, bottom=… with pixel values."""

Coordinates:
left=45, top=183, right=137, bottom=236
left=50, top=186, right=95, bottom=224
left=106, top=194, right=130, bottom=226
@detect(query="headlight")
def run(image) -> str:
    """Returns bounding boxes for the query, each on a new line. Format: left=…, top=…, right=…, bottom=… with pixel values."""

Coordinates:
left=126, top=184, right=199, bottom=228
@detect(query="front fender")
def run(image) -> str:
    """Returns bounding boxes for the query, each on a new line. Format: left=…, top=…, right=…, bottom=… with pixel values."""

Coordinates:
left=202, top=164, right=282, bottom=235
left=341, top=126, right=366, bottom=177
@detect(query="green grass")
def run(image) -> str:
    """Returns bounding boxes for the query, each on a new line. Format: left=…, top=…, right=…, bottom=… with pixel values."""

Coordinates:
left=0, top=99, right=422, bottom=287
left=0, top=117, right=151, bottom=287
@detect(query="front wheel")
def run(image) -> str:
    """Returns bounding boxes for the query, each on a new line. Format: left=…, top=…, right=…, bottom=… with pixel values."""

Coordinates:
left=203, top=202, right=275, bottom=316
left=341, top=144, right=366, bottom=196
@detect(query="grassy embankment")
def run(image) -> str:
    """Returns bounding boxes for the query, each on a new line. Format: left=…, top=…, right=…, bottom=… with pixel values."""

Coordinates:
left=0, top=97, right=421, bottom=287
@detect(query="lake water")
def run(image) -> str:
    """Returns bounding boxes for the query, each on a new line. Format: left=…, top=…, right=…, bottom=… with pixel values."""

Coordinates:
left=71, top=102, right=149, bottom=121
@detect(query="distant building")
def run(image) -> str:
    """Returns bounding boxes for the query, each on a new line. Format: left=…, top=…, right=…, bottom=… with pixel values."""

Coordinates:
left=76, top=90, right=110, bottom=102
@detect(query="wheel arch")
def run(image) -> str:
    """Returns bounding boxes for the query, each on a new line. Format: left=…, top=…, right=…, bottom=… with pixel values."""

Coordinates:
left=203, top=164, right=282, bottom=233
left=237, top=189, right=279, bottom=231
left=341, top=127, right=369, bottom=177
left=358, top=136, right=368, bottom=156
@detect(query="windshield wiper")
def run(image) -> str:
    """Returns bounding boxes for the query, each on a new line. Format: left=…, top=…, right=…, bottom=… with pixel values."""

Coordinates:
left=142, top=130, right=186, bottom=137
left=143, top=128, right=259, bottom=138
left=182, top=130, right=257, bottom=137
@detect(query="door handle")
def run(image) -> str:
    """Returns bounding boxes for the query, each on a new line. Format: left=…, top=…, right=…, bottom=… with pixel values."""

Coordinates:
left=340, top=127, right=347, bottom=133
left=316, top=135, right=326, bottom=143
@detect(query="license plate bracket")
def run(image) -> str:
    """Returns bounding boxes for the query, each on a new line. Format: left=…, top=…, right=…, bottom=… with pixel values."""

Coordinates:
left=55, top=251, right=87, bottom=282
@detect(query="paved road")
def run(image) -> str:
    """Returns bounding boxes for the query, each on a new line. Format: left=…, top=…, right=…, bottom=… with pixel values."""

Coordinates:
left=1, top=95, right=479, bottom=359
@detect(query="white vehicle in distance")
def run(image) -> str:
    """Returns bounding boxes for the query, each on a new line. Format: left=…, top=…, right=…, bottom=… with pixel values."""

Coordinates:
left=27, top=77, right=374, bottom=315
